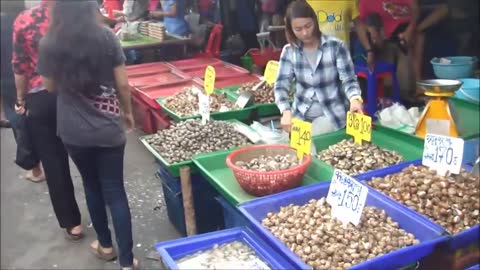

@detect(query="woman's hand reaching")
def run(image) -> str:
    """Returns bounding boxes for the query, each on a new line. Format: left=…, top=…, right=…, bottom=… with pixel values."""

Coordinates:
left=349, top=98, right=364, bottom=114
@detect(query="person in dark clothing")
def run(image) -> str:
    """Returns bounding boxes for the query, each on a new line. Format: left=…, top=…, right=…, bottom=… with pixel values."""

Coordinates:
left=1, top=0, right=24, bottom=128
left=37, top=1, right=137, bottom=269
left=12, top=1, right=82, bottom=236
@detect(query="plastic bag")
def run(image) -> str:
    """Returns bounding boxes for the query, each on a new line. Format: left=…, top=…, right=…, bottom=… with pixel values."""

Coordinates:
left=377, top=103, right=420, bottom=134
left=250, top=121, right=289, bottom=145
left=119, top=21, right=139, bottom=41
left=14, top=115, right=39, bottom=170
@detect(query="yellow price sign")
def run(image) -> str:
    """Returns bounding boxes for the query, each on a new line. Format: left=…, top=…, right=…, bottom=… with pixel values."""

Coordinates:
left=290, top=118, right=312, bottom=160
left=204, top=65, right=216, bottom=95
left=264, top=60, right=279, bottom=85
left=346, top=112, right=372, bottom=145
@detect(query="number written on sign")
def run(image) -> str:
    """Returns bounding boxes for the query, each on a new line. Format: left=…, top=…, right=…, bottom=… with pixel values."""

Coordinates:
left=198, top=92, right=210, bottom=124
left=422, top=133, right=464, bottom=175
left=290, top=118, right=312, bottom=158
left=346, top=112, right=372, bottom=144
left=327, top=169, right=368, bottom=226
left=264, top=60, right=279, bottom=85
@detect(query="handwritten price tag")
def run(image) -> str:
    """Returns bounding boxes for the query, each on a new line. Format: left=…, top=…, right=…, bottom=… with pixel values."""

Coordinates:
left=422, top=133, right=464, bottom=176
left=198, top=92, right=210, bottom=125
left=264, top=60, right=279, bottom=85
left=346, top=112, right=372, bottom=145
left=204, top=65, right=216, bottom=95
left=326, top=169, right=368, bottom=226
left=290, top=118, right=312, bottom=160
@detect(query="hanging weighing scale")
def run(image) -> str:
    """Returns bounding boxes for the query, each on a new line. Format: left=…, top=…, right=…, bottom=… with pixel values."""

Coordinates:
left=415, top=79, right=463, bottom=138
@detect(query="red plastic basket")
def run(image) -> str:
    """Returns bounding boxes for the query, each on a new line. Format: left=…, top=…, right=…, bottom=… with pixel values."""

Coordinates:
left=249, top=48, right=282, bottom=68
left=226, top=144, right=311, bottom=197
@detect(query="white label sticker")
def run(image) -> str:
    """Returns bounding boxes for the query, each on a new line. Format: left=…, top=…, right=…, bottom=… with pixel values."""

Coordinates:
left=422, top=133, right=464, bottom=176
left=426, top=119, right=450, bottom=136
left=326, top=169, right=368, bottom=227
left=198, top=92, right=210, bottom=125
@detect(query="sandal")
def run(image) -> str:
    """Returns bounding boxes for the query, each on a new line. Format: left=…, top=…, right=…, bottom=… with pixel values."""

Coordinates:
left=90, top=242, right=118, bottom=262
left=65, top=227, right=84, bottom=241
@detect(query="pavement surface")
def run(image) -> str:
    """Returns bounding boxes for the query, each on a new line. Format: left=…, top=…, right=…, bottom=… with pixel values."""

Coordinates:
left=1, top=127, right=180, bottom=269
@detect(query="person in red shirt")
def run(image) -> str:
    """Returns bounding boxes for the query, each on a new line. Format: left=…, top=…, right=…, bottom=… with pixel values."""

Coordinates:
left=359, top=0, right=424, bottom=98
left=12, top=0, right=84, bottom=240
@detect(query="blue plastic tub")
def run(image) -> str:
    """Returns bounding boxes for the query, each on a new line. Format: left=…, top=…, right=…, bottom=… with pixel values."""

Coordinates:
left=466, top=265, right=480, bottom=270
left=239, top=181, right=448, bottom=270
left=464, top=137, right=480, bottom=166
left=157, top=166, right=224, bottom=237
left=215, top=196, right=247, bottom=228
left=155, top=227, right=298, bottom=269
left=431, top=56, right=478, bottom=79
left=355, top=160, right=480, bottom=268
left=355, top=160, right=476, bottom=227
left=456, top=78, right=480, bottom=103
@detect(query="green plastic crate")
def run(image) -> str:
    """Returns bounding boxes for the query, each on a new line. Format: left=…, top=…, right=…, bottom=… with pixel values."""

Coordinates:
left=139, top=119, right=252, bottom=178
left=312, top=126, right=425, bottom=179
left=192, top=149, right=330, bottom=206
left=222, top=85, right=281, bottom=117
left=449, top=97, right=479, bottom=140
left=157, top=91, right=255, bottom=123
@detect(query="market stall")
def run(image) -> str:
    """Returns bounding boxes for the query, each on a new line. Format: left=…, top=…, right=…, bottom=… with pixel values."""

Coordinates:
left=129, top=52, right=478, bottom=269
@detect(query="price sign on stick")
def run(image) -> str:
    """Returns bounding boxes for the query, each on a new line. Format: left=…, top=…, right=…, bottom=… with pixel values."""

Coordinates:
left=422, top=133, right=464, bottom=176
left=326, top=169, right=368, bottom=226
left=290, top=118, right=312, bottom=160
left=264, top=60, right=279, bottom=85
left=198, top=92, right=210, bottom=125
left=204, top=65, right=216, bottom=95
left=346, top=112, right=372, bottom=145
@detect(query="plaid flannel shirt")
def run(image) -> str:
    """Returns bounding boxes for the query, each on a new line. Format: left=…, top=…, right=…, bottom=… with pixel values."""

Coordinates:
left=274, top=34, right=362, bottom=129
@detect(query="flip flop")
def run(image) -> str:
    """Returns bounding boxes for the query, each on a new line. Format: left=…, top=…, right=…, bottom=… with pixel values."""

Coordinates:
left=90, top=243, right=118, bottom=262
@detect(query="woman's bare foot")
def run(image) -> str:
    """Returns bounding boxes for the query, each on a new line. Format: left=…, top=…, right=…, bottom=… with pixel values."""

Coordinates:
left=122, top=258, right=139, bottom=270
left=25, top=164, right=45, bottom=183
left=69, top=225, right=83, bottom=235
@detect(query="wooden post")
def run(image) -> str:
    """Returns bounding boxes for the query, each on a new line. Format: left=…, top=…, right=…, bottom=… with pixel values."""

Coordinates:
left=179, top=166, right=197, bottom=236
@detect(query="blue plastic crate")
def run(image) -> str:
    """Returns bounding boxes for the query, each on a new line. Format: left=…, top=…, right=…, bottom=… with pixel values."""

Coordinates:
left=466, top=265, right=480, bottom=270
left=239, top=181, right=448, bottom=270
left=156, top=168, right=224, bottom=237
left=215, top=196, right=247, bottom=228
left=355, top=160, right=479, bottom=266
left=155, top=227, right=297, bottom=269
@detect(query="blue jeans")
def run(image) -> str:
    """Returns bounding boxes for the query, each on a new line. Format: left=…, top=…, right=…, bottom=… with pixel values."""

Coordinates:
left=65, top=144, right=134, bottom=267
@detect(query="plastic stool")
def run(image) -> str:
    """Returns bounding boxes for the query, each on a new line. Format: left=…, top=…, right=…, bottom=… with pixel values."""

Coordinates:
left=355, top=61, right=401, bottom=118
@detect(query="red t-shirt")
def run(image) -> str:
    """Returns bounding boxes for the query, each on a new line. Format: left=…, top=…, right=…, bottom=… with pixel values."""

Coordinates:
left=12, top=1, right=49, bottom=93
left=359, top=0, right=413, bottom=39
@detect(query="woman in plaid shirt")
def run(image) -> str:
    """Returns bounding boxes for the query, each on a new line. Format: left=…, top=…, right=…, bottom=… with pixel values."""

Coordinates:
left=274, top=1, right=364, bottom=134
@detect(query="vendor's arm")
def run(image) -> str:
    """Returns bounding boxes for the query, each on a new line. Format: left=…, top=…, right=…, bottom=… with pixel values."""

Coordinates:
left=11, top=21, right=28, bottom=105
left=399, top=0, right=420, bottom=45
left=352, top=1, right=374, bottom=71
left=417, top=4, right=448, bottom=33
left=149, top=1, right=177, bottom=19
left=335, top=42, right=363, bottom=113
left=274, top=45, right=295, bottom=131
left=274, top=45, right=295, bottom=114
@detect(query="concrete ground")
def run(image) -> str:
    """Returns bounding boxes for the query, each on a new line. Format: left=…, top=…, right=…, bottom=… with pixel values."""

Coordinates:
left=0, top=127, right=180, bottom=269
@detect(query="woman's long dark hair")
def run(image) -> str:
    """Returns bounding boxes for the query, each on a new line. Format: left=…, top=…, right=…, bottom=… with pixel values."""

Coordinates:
left=285, top=0, right=321, bottom=45
left=40, top=0, right=110, bottom=96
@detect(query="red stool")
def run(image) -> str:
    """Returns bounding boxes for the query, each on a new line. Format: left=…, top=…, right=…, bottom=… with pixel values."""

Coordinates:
left=193, top=24, right=223, bottom=59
